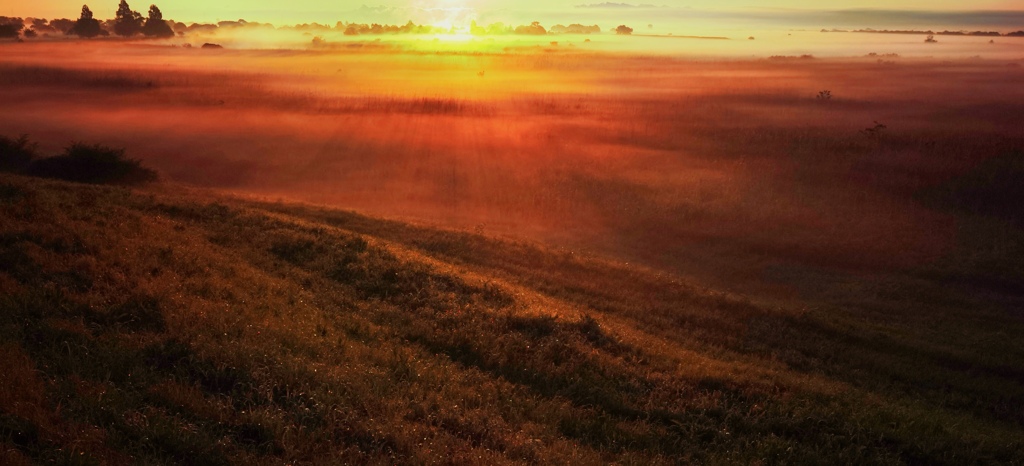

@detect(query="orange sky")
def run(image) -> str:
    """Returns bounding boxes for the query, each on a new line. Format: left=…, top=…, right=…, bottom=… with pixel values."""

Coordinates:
left=2, top=1, right=1022, bottom=21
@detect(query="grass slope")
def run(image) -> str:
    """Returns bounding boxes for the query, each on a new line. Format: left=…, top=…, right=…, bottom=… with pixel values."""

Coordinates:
left=1, top=173, right=1023, bottom=465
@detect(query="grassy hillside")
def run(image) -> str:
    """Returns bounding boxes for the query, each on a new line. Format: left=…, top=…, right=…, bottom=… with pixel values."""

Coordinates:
left=2, top=172, right=1023, bottom=465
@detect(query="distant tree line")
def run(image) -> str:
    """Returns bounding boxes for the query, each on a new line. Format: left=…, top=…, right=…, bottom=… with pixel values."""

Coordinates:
left=2, top=6, right=628, bottom=41
left=549, top=24, right=602, bottom=34
left=823, top=28, right=1024, bottom=37
left=204, top=19, right=603, bottom=37
left=294, top=20, right=601, bottom=36
left=0, top=16, right=76, bottom=38
left=1, top=2, right=175, bottom=40
left=80, top=1, right=174, bottom=38
left=339, top=21, right=447, bottom=36
left=17, top=9, right=1024, bottom=42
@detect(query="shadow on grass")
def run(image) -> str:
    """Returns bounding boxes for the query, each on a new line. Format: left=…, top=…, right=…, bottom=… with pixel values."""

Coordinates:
left=924, top=151, right=1024, bottom=226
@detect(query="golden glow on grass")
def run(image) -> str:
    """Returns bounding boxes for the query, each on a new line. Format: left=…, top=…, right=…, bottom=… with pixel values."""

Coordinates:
left=1, top=166, right=1022, bottom=462
left=430, top=32, right=476, bottom=42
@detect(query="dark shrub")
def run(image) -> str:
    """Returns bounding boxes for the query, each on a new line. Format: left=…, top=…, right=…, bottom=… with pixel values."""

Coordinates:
left=0, top=134, right=37, bottom=173
left=28, top=142, right=157, bottom=185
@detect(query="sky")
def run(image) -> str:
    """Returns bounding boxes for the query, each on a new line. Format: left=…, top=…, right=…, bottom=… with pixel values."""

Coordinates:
left=3, top=0, right=1024, bottom=31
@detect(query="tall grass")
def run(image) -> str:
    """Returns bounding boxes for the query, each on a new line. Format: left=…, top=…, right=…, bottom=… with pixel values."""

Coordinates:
left=0, top=64, right=160, bottom=89
left=1, top=173, right=1022, bottom=464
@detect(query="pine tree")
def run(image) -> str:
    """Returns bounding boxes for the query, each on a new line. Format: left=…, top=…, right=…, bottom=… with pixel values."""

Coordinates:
left=113, top=0, right=143, bottom=37
left=141, top=4, right=174, bottom=37
left=69, top=5, right=102, bottom=38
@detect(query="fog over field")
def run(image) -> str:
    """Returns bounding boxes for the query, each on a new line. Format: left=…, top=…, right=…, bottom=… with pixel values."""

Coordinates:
left=2, top=36, right=1023, bottom=289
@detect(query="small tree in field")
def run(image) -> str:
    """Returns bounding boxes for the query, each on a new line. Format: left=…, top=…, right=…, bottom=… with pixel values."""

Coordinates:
left=113, top=0, right=143, bottom=37
left=70, top=5, right=102, bottom=38
left=615, top=25, right=633, bottom=35
left=142, top=4, right=174, bottom=37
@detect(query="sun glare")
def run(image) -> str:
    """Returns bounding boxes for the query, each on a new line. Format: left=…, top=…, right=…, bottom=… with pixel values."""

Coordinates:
left=418, top=1, right=477, bottom=32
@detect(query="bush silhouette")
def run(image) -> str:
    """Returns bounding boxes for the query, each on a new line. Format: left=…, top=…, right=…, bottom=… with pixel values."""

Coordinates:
left=28, top=142, right=157, bottom=185
left=0, top=134, right=37, bottom=173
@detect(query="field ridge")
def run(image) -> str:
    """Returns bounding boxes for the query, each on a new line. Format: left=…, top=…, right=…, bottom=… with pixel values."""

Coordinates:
left=2, top=173, right=1023, bottom=464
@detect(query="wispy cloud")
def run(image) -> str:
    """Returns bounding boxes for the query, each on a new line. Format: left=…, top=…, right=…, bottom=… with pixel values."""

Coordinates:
left=557, top=7, right=1024, bottom=31
left=574, top=3, right=667, bottom=8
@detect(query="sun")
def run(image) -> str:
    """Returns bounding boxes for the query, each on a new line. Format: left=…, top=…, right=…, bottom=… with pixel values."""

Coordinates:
left=416, top=0, right=479, bottom=32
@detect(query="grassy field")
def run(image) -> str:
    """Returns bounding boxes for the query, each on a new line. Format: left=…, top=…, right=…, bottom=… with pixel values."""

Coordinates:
left=1, top=171, right=1023, bottom=464
left=2, top=40, right=1024, bottom=464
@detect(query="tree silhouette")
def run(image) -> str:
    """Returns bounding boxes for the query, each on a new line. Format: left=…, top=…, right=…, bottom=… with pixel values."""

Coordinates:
left=0, top=17, right=24, bottom=39
left=49, top=18, right=76, bottom=34
left=514, top=21, right=546, bottom=35
left=113, top=0, right=143, bottom=37
left=142, top=4, right=174, bottom=37
left=69, top=5, right=102, bottom=38
left=615, top=25, right=633, bottom=35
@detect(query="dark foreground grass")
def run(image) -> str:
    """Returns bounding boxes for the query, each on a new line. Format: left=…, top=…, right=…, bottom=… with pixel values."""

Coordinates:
left=1, top=173, right=1023, bottom=464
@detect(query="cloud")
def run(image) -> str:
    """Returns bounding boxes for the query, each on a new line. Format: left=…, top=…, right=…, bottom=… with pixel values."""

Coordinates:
left=560, top=7, right=1024, bottom=31
left=814, top=9, right=1024, bottom=29
left=575, top=3, right=665, bottom=8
